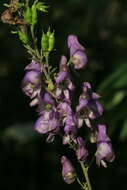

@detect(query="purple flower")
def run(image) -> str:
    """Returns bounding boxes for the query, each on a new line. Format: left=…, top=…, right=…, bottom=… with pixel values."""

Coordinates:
left=61, top=156, right=76, bottom=184
left=55, top=56, right=69, bottom=84
left=75, top=137, right=88, bottom=162
left=22, top=60, right=42, bottom=99
left=55, top=56, right=75, bottom=102
left=35, top=109, right=60, bottom=134
left=96, top=124, right=115, bottom=167
left=22, top=71, right=41, bottom=99
left=64, top=113, right=77, bottom=136
left=76, top=82, right=103, bottom=128
left=67, top=35, right=87, bottom=69
left=57, top=101, right=72, bottom=117
left=46, top=126, right=60, bottom=143
left=25, top=60, right=41, bottom=72
left=36, top=92, right=55, bottom=114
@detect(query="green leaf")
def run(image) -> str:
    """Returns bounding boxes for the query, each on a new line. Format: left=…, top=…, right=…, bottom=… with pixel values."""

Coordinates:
left=107, top=91, right=126, bottom=109
left=120, top=118, right=127, bottom=140
left=36, top=2, right=48, bottom=12
left=98, top=63, right=127, bottom=92
left=3, top=3, right=10, bottom=7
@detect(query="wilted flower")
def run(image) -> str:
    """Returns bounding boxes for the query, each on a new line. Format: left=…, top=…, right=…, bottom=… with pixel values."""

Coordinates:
left=61, top=156, right=76, bottom=184
left=75, top=137, right=88, bottom=162
left=67, top=35, right=87, bottom=69
left=96, top=124, right=115, bottom=167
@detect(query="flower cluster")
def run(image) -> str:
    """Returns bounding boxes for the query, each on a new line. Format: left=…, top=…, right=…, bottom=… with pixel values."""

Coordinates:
left=22, top=35, right=115, bottom=184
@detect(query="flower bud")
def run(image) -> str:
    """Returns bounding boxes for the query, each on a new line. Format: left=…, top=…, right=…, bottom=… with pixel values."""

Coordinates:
left=48, top=32, right=55, bottom=51
left=47, top=80, right=54, bottom=91
left=47, top=27, right=51, bottom=37
left=41, top=32, right=48, bottom=51
left=61, top=156, right=76, bottom=184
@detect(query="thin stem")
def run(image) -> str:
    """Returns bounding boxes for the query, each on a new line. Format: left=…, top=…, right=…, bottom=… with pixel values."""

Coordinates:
left=80, top=162, right=92, bottom=190
left=45, top=52, right=50, bottom=74
left=77, top=177, right=84, bottom=189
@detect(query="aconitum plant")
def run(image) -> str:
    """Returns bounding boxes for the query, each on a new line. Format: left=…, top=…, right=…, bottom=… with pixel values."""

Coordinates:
left=1, top=0, right=115, bottom=189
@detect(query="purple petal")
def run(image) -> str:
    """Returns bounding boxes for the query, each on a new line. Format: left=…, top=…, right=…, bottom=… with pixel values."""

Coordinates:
left=71, top=50, right=87, bottom=69
left=25, top=60, right=41, bottom=72
left=76, top=137, right=88, bottom=162
left=67, top=35, right=85, bottom=53
left=56, top=71, right=68, bottom=83
left=61, top=156, right=76, bottom=184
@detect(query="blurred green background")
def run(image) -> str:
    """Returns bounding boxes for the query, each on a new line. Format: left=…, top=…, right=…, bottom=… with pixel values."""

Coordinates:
left=0, top=0, right=127, bottom=189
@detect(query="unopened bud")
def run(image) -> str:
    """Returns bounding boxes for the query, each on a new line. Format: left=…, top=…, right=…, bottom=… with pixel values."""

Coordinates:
left=41, top=33, right=48, bottom=51
left=47, top=80, right=54, bottom=91
left=61, top=156, right=76, bottom=184
left=48, top=32, right=55, bottom=51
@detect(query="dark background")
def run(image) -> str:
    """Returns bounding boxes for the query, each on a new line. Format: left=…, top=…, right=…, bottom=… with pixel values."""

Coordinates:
left=0, top=0, right=127, bottom=189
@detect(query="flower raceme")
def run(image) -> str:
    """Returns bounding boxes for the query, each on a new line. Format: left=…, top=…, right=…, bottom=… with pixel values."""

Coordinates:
left=21, top=34, right=115, bottom=185
left=1, top=1, right=114, bottom=188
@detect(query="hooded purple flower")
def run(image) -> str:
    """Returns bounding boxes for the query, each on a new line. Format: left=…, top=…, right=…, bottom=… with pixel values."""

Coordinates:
left=61, top=156, right=76, bottom=184
left=67, top=35, right=87, bottom=69
left=96, top=124, right=115, bottom=167
left=35, top=109, right=60, bottom=134
left=22, top=60, right=42, bottom=99
left=36, top=92, right=55, bottom=114
left=76, top=82, right=103, bottom=128
left=55, top=56, right=75, bottom=102
left=55, top=56, right=69, bottom=83
left=25, top=60, right=42, bottom=72
left=75, top=137, right=88, bottom=162
left=64, top=112, right=77, bottom=136
left=22, top=71, right=41, bottom=98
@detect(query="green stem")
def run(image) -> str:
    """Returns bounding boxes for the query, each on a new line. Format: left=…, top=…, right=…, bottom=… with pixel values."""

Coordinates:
left=76, top=177, right=84, bottom=189
left=80, top=162, right=92, bottom=190
left=45, top=52, right=50, bottom=74
left=31, top=25, right=37, bottom=49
